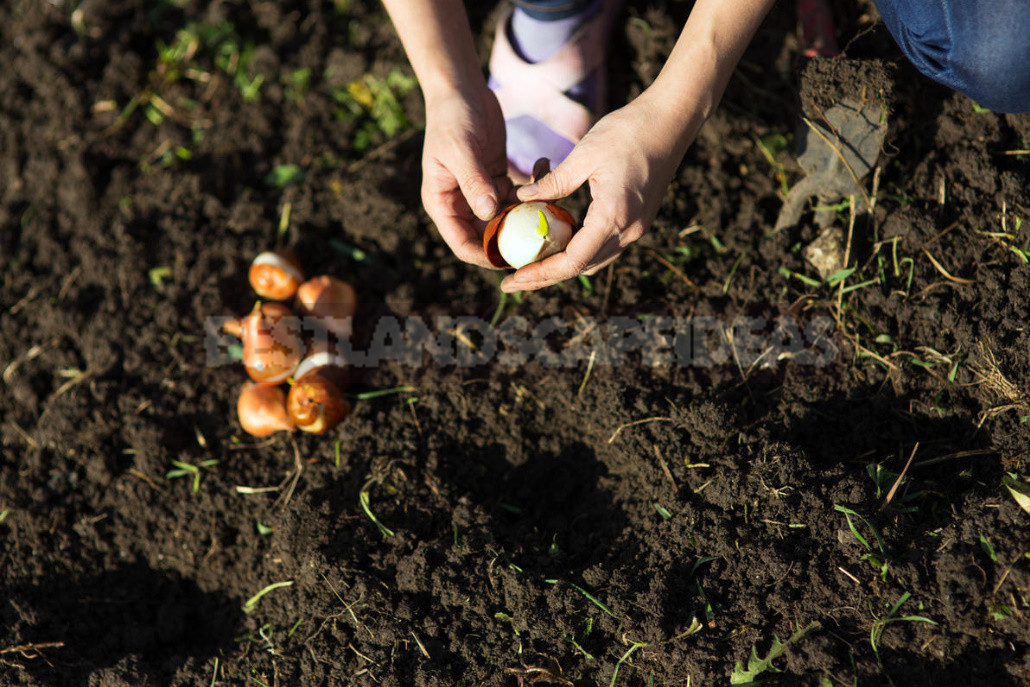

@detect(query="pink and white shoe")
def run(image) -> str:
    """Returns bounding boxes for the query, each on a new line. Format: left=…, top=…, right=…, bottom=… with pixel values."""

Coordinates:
left=488, top=0, right=623, bottom=182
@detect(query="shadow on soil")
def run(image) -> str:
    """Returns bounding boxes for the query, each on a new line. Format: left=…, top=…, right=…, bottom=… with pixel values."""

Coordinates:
left=1, top=561, right=243, bottom=684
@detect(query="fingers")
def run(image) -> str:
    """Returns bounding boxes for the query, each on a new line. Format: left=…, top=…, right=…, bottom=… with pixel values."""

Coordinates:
left=421, top=181, right=496, bottom=269
left=517, top=145, right=591, bottom=202
left=431, top=212, right=496, bottom=269
left=531, top=157, right=551, bottom=183
left=454, top=156, right=501, bottom=221
left=500, top=209, right=624, bottom=292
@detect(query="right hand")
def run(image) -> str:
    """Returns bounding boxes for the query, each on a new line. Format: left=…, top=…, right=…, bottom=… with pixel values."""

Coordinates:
left=421, top=86, right=513, bottom=268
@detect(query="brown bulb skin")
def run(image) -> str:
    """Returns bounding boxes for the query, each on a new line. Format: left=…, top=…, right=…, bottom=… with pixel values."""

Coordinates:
left=238, top=382, right=295, bottom=437
left=295, top=276, right=357, bottom=339
left=295, top=343, right=351, bottom=391
left=249, top=249, right=304, bottom=301
left=287, top=372, right=351, bottom=434
left=241, top=302, right=303, bottom=383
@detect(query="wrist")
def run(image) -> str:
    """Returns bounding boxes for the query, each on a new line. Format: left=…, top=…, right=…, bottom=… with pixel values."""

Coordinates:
left=635, top=80, right=708, bottom=155
left=421, top=71, right=488, bottom=111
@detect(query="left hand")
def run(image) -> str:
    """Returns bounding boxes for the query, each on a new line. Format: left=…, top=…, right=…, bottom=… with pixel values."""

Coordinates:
left=501, top=90, right=698, bottom=292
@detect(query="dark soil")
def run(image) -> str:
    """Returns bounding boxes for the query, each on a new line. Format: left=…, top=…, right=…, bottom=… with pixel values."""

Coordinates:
left=2, top=1, right=1029, bottom=685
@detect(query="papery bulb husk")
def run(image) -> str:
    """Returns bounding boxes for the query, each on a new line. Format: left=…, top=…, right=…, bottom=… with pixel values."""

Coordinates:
left=295, top=276, right=358, bottom=339
left=287, top=372, right=351, bottom=434
left=249, top=249, right=305, bottom=301
left=483, top=201, right=577, bottom=269
left=242, top=301, right=303, bottom=383
left=238, top=382, right=295, bottom=436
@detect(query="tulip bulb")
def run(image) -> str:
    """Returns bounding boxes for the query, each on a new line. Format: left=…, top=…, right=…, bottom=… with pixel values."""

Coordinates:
left=249, top=250, right=304, bottom=301
left=241, top=302, right=303, bottom=384
left=483, top=201, right=577, bottom=269
left=237, top=382, right=295, bottom=436
left=287, top=372, right=351, bottom=434
left=295, top=276, right=358, bottom=339
left=295, top=347, right=350, bottom=390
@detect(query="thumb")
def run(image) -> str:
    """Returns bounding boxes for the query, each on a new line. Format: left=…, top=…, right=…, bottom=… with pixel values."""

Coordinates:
left=517, top=146, right=590, bottom=201
left=454, top=157, right=500, bottom=222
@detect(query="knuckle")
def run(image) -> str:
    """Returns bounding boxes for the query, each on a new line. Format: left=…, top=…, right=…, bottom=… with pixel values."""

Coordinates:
left=622, top=225, right=645, bottom=244
left=565, top=254, right=589, bottom=275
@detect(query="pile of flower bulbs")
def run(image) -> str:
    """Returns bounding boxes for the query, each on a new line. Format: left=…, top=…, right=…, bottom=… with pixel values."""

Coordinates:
left=223, top=250, right=356, bottom=436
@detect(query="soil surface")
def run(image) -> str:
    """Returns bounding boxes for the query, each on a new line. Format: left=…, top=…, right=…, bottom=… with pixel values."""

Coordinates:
left=2, top=1, right=1029, bottom=686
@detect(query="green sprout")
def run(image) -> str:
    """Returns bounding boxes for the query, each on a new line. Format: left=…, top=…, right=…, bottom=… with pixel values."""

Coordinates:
left=359, top=480, right=395, bottom=538
left=869, top=592, right=935, bottom=659
left=731, top=621, right=820, bottom=685
left=835, top=504, right=890, bottom=581
left=242, top=580, right=294, bottom=614
left=165, top=459, right=219, bottom=493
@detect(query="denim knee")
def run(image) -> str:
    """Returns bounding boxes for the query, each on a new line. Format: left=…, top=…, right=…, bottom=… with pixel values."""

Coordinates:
left=949, top=31, right=1030, bottom=113
left=873, top=0, right=1030, bottom=113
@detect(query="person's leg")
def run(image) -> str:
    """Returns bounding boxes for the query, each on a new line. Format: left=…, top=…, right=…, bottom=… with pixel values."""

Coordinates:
left=872, top=0, right=1030, bottom=113
left=489, top=0, right=613, bottom=178
left=514, top=0, right=593, bottom=22
left=508, top=0, right=601, bottom=103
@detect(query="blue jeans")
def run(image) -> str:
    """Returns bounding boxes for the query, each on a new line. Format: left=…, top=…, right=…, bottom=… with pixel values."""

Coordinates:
left=514, top=0, right=592, bottom=20
left=872, top=0, right=1030, bottom=112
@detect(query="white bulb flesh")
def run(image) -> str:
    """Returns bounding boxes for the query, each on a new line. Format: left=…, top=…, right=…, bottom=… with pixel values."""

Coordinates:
left=294, top=351, right=347, bottom=380
left=496, top=202, right=573, bottom=269
left=251, top=252, right=304, bottom=283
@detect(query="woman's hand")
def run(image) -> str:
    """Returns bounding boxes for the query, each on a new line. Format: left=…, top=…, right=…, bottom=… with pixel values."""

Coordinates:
left=501, top=89, right=699, bottom=292
left=422, top=86, right=513, bottom=268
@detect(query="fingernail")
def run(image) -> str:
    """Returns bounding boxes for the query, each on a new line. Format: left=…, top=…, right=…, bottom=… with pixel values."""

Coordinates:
left=475, top=195, right=495, bottom=219
left=519, top=183, right=538, bottom=198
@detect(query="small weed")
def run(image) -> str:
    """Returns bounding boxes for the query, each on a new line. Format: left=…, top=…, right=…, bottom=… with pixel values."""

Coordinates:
left=165, top=459, right=219, bottom=493
left=110, top=19, right=263, bottom=140
left=543, top=579, right=618, bottom=619
left=610, top=639, right=649, bottom=687
left=1002, top=474, right=1030, bottom=515
left=264, top=164, right=306, bottom=188
left=730, top=621, right=820, bottom=685
left=979, top=532, right=998, bottom=563
left=242, top=580, right=294, bottom=614
left=777, top=266, right=821, bottom=288
left=866, top=463, right=921, bottom=513
left=256, top=521, right=273, bottom=536
left=988, top=600, right=1013, bottom=620
left=754, top=133, right=791, bottom=198
left=868, top=592, right=936, bottom=660
left=689, top=556, right=718, bottom=627
left=349, top=385, right=418, bottom=401
left=148, top=265, right=172, bottom=288
left=563, top=617, right=595, bottom=660
left=328, top=69, right=417, bottom=151
left=834, top=505, right=890, bottom=581
left=329, top=239, right=367, bottom=261
left=489, top=283, right=510, bottom=328
left=285, top=67, right=311, bottom=103
left=277, top=201, right=291, bottom=239
left=723, top=252, right=747, bottom=294
left=359, top=479, right=395, bottom=538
